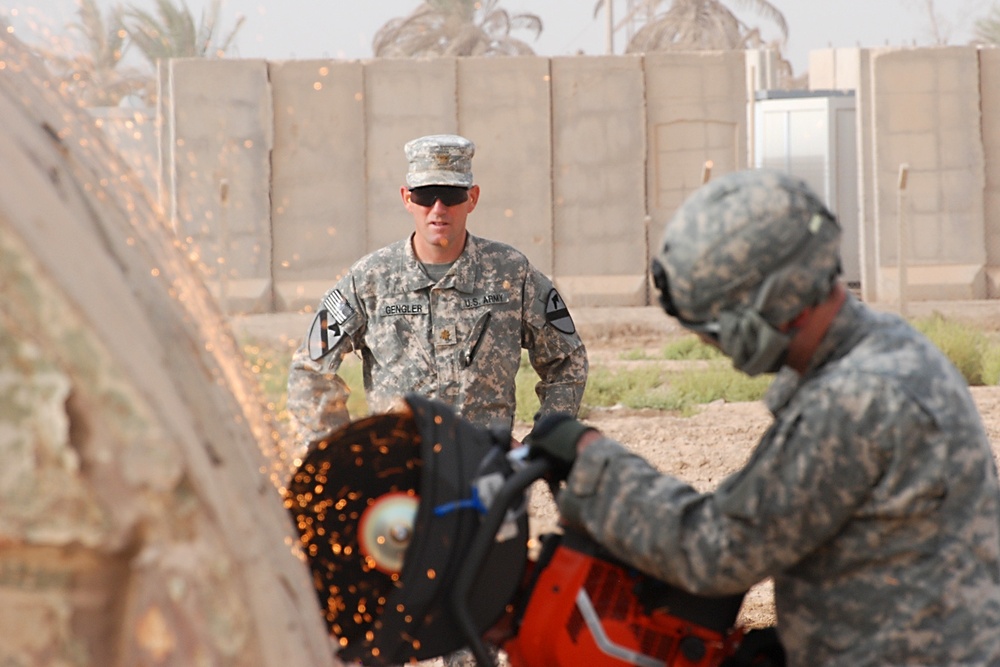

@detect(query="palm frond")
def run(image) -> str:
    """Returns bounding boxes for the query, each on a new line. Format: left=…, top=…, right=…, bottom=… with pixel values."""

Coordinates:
left=973, top=5, right=1000, bottom=45
left=124, top=0, right=243, bottom=63
left=624, top=0, right=786, bottom=55
left=372, top=0, right=541, bottom=58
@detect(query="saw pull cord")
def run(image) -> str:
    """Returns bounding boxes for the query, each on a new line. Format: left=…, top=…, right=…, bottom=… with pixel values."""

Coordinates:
left=449, top=456, right=551, bottom=667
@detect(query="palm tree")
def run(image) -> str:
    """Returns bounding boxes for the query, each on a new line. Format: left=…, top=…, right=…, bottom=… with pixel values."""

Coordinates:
left=593, top=0, right=795, bottom=86
left=35, top=0, right=150, bottom=106
left=123, top=0, right=245, bottom=65
left=973, top=4, right=1000, bottom=45
left=372, top=0, right=543, bottom=57
left=615, top=0, right=788, bottom=54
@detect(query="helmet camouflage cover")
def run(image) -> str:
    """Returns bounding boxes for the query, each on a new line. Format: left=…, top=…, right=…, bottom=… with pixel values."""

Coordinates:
left=654, top=169, right=842, bottom=329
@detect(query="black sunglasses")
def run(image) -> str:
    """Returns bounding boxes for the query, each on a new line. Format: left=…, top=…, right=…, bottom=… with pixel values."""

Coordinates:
left=409, top=186, right=470, bottom=207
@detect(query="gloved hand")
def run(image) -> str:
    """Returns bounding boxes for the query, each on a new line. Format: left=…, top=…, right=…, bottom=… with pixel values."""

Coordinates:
left=525, top=412, right=594, bottom=483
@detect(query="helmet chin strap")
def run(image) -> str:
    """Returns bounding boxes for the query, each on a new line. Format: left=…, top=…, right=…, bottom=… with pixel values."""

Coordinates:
left=714, top=271, right=792, bottom=377
left=717, top=308, right=791, bottom=376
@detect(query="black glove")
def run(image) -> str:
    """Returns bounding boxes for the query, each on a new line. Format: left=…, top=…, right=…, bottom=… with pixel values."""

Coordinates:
left=525, top=412, right=594, bottom=483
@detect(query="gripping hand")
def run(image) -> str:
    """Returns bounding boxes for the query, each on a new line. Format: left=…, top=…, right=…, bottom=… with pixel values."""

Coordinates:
left=525, top=413, right=593, bottom=483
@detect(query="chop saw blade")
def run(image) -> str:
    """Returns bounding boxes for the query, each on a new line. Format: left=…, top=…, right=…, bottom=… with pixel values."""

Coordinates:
left=358, top=492, right=419, bottom=574
left=283, top=409, right=422, bottom=649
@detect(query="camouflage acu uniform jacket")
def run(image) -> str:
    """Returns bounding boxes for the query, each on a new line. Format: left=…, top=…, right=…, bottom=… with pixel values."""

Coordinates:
left=558, top=293, right=1000, bottom=666
left=287, top=233, right=588, bottom=446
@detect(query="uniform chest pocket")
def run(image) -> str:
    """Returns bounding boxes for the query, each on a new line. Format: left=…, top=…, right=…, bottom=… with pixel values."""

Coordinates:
left=367, top=307, right=429, bottom=367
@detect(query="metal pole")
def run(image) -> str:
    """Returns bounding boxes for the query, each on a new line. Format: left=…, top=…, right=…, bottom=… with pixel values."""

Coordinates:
left=219, top=178, right=230, bottom=315
left=702, top=160, right=714, bottom=184
left=897, top=164, right=909, bottom=318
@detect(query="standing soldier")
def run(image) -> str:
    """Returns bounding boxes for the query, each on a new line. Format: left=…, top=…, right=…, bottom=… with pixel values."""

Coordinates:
left=287, top=132, right=588, bottom=448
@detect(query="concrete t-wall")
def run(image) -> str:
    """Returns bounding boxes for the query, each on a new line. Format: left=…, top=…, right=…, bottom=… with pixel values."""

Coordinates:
left=270, top=60, right=367, bottom=312
left=552, top=55, right=650, bottom=306
left=812, top=45, right=999, bottom=304
left=869, top=47, right=987, bottom=300
left=158, top=58, right=275, bottom=313
left=155, top=48, right=1000, bottom=314
left=363, top=58, right=459, bottom=255
left=458, top=57, right=554, bottom=275
left=982, top=48, right=1000, bottom=297
left=158, top=53, right=748, bottom=313
left=646, top=50, right=748, bottom=243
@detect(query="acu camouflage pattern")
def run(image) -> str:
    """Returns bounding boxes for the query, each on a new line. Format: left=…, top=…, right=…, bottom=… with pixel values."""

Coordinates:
left=405, top=134, right=475, bottom=189
left=558, top=293, right=1000, bottom=666
left=658, top=169, right=842, bottom=327
left=287, top=233, right=588, bottom=448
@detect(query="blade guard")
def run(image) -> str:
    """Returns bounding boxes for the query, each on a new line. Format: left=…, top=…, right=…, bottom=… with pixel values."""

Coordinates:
left=286, top=393, right=531, bottom=666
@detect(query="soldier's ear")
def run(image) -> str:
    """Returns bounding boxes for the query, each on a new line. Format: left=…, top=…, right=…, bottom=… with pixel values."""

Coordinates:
left=466, top=185, right=480, bottom=211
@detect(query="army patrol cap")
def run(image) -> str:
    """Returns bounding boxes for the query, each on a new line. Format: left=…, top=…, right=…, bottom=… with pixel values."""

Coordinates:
left=405, top=134, right=475, bottom=189
left=654, top=169, right=842, bottom=328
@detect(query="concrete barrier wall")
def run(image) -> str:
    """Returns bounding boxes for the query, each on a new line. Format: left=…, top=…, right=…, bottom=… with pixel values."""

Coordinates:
left=157, top=53, right=748, bottom=313
left=551, top=55, right=650, bottom=306
left=153, top=49, right=1000, bottom=314
left=646, top=51, right=748, bottom=236
left=459, top=57, right=554, bottom=276
left=982, top=48, right=1000, bottom=297
left=870, top=47, right=987, bottom=300
left=814, top=46, right=999, bottom=303
left=853, top=48, right=879, bottom=302
left=270, top=60, right=367, bottom=312
left=159, top=58, right=274, bottom=312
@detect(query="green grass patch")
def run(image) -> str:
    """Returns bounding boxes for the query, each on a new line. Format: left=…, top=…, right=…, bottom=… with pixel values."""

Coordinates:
left=912, top=314, right=1000, bottom=386
left=983, top=344, right=1000, bottom=386
left=660, top=336, right=726, bottom=361
left=581, top=365, right=682, bottom=413
left=618, top=335, right=723, bottom=361
left=665, top=364, right=773, bottom=408
left=240, top=337, right=368, bottom=426
left=241, top=313, right=1000, bottom=429
left=240, top=338, right=295, bottom=423
left=579, top=362, right=771, bottom=417
left=514, top=351, right=543, bottom=423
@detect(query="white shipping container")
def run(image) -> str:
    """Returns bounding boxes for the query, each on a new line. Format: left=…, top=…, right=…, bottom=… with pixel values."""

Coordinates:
left=752, top=91, right=860, bottom=290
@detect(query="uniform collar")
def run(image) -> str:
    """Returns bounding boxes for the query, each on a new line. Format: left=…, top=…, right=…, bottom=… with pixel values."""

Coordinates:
left=765, top=292, right=869, bottom=413
left=401, top=232, right=480, bottom=294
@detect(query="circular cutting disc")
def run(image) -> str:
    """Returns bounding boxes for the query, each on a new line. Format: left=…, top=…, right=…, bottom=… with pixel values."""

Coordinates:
left=358, top=492, right=419, bottom=575
left=284, top=409, right=422, bottom=648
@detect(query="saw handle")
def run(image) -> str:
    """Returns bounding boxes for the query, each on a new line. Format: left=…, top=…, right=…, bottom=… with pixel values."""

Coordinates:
left=449, top=456, right=550, bottom=667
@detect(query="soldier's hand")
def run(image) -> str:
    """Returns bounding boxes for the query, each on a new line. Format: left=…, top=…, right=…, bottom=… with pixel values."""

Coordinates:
left=525, top=413, right=594, bottom=483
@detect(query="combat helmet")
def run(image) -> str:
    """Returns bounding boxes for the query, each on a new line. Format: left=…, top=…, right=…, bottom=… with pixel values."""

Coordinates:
left=650, top=169, right=842, bottom=375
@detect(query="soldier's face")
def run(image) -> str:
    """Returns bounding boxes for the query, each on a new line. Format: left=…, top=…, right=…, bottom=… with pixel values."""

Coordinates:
left=402, top=184, right=479, bottom=260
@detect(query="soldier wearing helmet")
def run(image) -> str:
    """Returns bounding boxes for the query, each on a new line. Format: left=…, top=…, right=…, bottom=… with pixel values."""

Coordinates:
left=526, top=169, right=1000, bottom=666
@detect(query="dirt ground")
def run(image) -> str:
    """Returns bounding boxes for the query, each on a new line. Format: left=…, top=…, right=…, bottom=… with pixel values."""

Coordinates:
left=233, top=298, right=1000, bottom=632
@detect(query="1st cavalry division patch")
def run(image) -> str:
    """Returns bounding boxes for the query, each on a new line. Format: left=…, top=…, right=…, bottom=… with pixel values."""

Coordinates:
left=544, top=288, right=575, bottom=335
